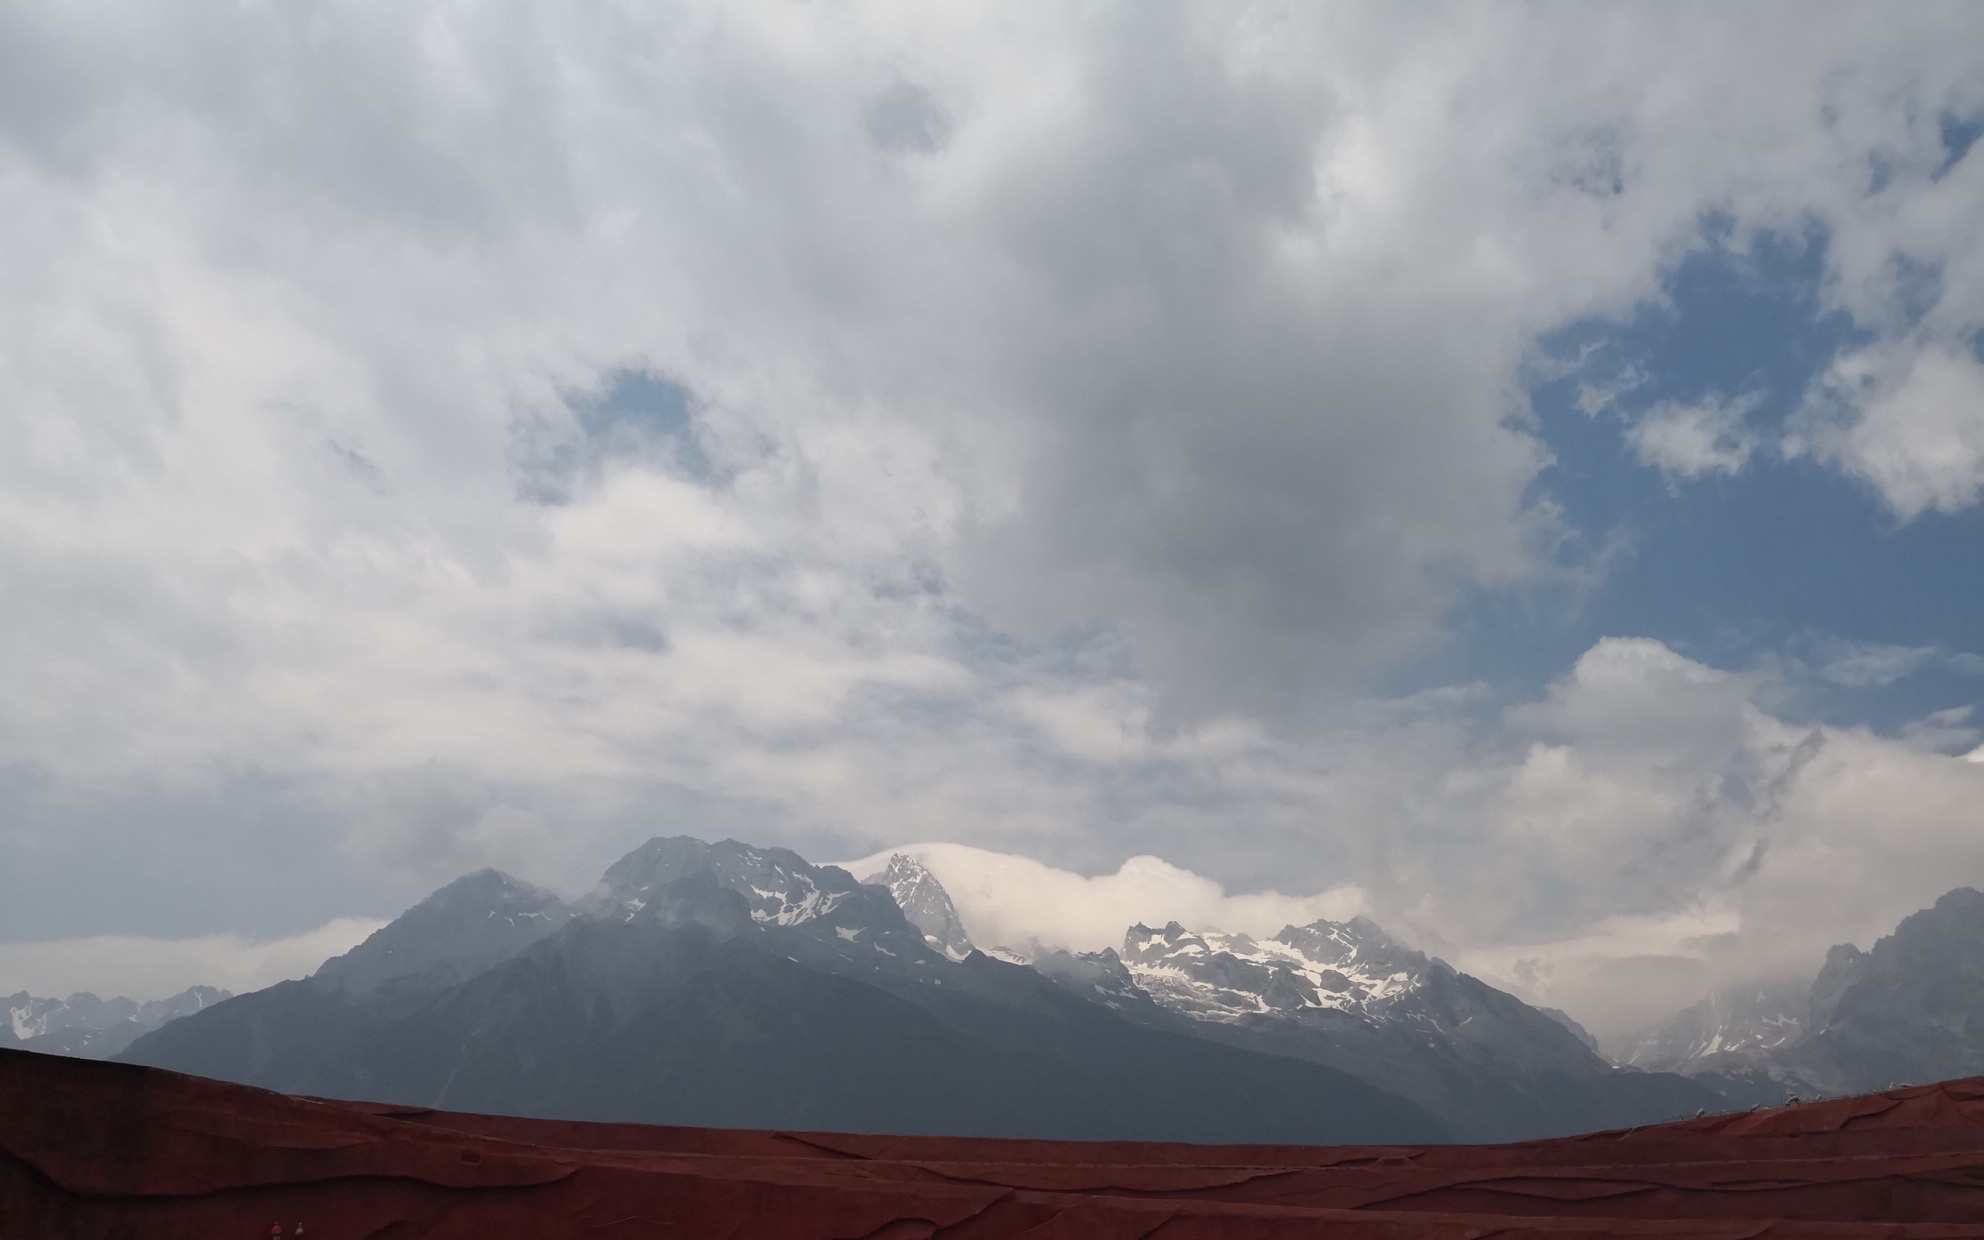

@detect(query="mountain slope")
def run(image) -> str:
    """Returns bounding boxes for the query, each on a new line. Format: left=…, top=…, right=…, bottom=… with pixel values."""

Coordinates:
left=121, top=868, right=577, bottom=1088
left=1610, top=981, right=1809, bottom=1074
left=1783, top=887, right=1984, bottom=1094
left=316, top=868, right=574, bottom=995
left=123, top=841, right=1446, bottom=1144
left=862, top=853, right=975, bottom=960
left=309, top=906, right=1443, bottom=1142
left=1047, top=916, right=1719, bottom=1140
left=1610, top=886, right=1984, bottom=1105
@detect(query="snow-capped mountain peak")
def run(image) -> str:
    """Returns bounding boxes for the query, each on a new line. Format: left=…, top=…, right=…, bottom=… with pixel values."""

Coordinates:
left=1118, top=916, right=1430, bottom=1023
left=1610, top=982, right=1810, bottom=1072
left=861, top=853, right=975, bottom=960
left=592, top=837, right=858, bottom=927
left=6, top=986, right=232, bottom=1059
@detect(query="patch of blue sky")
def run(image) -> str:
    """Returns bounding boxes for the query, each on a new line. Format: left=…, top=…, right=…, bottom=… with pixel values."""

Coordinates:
left=1935, top=109, right=1984, bottom=181
left=579, top=367, right=714, bottom=481
left=1390, top=224, right=1984, bottom=742
left=512, top=367, right=713, bottom=504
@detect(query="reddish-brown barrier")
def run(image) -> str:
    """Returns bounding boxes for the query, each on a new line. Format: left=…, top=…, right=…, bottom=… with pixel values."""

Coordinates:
left=5, top=1047, right=1984, bottom=1237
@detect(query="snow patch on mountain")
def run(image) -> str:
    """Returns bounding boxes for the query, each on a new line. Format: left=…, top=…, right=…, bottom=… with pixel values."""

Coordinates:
left=6, top=986, right=232, bottom=1058
left=861, top=854, right=975, bottom=960
left=1117, top=917, right=1432, bottom=1023
left=594, top=837, right=859, bottom=928
left=1610, top=982, right=1810, bottom=1072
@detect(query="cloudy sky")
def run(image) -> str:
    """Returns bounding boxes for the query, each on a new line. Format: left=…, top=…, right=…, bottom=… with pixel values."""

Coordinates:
left=3, top=1, right=1982, bottom=1037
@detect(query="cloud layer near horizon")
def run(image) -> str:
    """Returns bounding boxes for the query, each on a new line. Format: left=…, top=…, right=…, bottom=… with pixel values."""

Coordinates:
left=0, top=918, right=385, bottom=1006
left=2, top=2, right=1982, bottom=1035
left=844, top=638, right=1984, bottom=1037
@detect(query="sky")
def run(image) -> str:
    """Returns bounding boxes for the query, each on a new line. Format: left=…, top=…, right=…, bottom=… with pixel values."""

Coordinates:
left=2, top=1, right=1982, bottom=1038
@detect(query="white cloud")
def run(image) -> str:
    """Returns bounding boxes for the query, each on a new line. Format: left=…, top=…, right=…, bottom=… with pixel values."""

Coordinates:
left=0, top=918, right=383, bottom=1004
left=0, top=4, right=1981, bottom=1034
left=1628, top=392, right=1763, bottom=481
left=845, top=638, right=1984, bottom=1039
left=1794, top=346, right=1984, bottom=520
left=1, top=1, right=1977, bottom=791
left=1811, top=638, right=1943, bottom=687
left=1380, top=640, right=1984, bottom=1037
left=834, top=842, right=1367, bottom=957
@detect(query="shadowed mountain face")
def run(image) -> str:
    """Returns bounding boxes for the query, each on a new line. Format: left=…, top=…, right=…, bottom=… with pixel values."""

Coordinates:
left=316, top=868, right=575, bottom=996
left=1614, top=888, right=1984, bottom=1105
left=1042, top=916, right=1719, bottom=1141
left=121, top=840, right=1444, bottom=1145
left=1787, top=887, right=1984, bottom=1094
left=90, top=843, right=1984, bottom=1143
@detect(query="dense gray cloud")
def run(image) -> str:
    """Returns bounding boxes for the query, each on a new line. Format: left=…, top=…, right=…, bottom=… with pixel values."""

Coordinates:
left=2, top=2, right=1982, bottom=1031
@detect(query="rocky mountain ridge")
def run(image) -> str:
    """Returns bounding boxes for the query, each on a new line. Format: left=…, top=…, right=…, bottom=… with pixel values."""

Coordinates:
left=4, top=986, right=230, bottom=1059
left=862, top=853, right=975, bottom=960
left=1614, top=887, right=1984, bottom=1101
left=119, top=837, right=1447, bottom=1144
left=1033, top=906, right=1714, bottom=1139
left=111, top=834, right=1984, bottom=1139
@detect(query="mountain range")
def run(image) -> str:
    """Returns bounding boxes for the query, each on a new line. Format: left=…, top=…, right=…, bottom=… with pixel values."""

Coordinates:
left=1615, top=887, right=1984, bottom=1102
left=54, top=836, right=1982, bottom=1143
left=111, top=835, right=1722, bottom=1143
left=3, top=986, right=229, bottom=1059
left=117, top=841, right=1440, bottom=1143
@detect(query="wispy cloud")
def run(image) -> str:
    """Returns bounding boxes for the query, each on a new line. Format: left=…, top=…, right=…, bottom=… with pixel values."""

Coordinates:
left=0, top=919, right=383, bottom=1004
left=1628, top=392, right=1764, bottom=482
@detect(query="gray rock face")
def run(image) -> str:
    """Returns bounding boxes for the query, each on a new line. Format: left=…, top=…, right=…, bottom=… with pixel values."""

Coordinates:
left=1078, top=914, right=1716, bottom=1140
left=591, top=837, right=859, bottom=927
left=1539, top=1007, right=1601, bottom=1054
left=6, top=986, right=231, bottom=1059
left=590, top=836, right=929, bottom=960
left=1610, top=981, right=1810, bottom=1074
left=862, top=854, right=975, bottom=960
left=120, top=835, right=1446, bottom=1146
left=1807, top=942, right=1870, bottom=1029
left=316, top=869, right=574, bottom=996
left=1785, top=886, right=1984, bottom=1094
left=1614, top=886, right=1984, bottom=1104
left=1030, top=947, right=1160, bottom=1018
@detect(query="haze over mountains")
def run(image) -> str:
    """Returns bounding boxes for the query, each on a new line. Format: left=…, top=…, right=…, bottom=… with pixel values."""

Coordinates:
left=1615, top=887, right=1984, bottom=1101
left=102, top=834, right=1711, bottom=1141
left=0, top=833, right=1943, bottom=1144
left=3, top=987, right=229, bottom=1059
left=118, top=838, right=1443, bottom=1143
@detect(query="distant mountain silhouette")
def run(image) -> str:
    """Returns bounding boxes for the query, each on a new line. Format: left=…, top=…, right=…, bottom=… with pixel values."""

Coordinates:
left=122, top=840, right=1442, bottom=1144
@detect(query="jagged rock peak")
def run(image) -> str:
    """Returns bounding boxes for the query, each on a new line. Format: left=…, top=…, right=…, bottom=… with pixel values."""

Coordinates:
left=861, top=853, right=975, bottom=961
left=592, top=836, right=863, bottom=927
left=6, top=985, right=235, bottom=1059
left=1117, top=915, right=1431, bottom=1024
left=1609, top=981, right=1810, bottom=1072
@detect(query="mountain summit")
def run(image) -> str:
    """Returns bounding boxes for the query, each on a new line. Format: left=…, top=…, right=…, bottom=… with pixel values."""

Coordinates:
left=861, top=853, right=975, bottom=960
left=120, top=834, right=1445, bottom=1144
left=316, top=868, right=575, bottom=996
left=1615, top=887, right=1984, bottom=1103
left=589, top=837, right=864, bottom=926
left=1058, top=911, right=1717, bottom=1140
